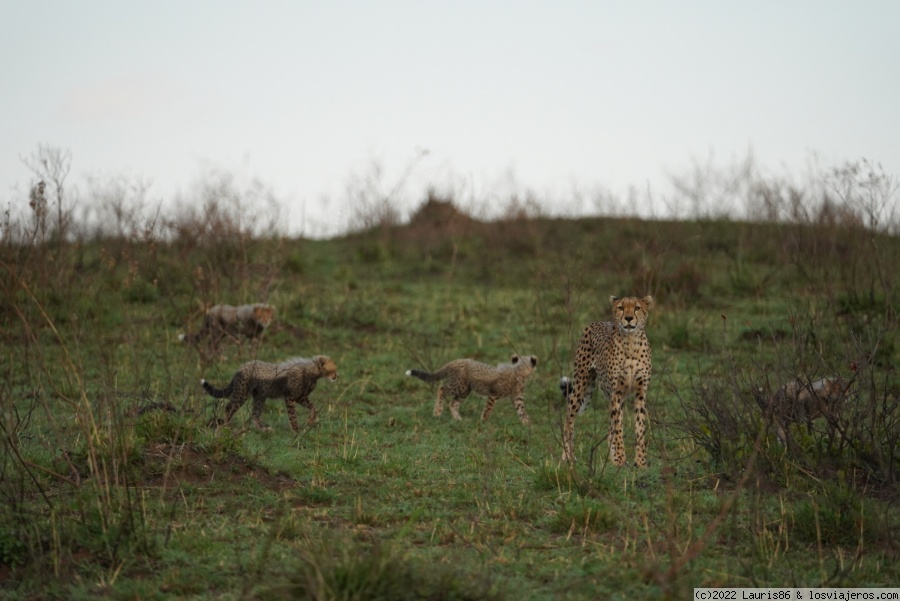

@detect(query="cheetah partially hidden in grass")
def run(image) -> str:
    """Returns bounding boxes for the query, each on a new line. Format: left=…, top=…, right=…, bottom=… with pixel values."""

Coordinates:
left=562, top=295, right=653, bottom=466
left=180, top=303, right=275, bottom=351
left=754, top=376, right=852, bottom=447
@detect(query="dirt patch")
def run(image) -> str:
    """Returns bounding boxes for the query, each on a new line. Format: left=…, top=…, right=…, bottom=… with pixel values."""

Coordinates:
left=138, top=442, right=295, bottom=491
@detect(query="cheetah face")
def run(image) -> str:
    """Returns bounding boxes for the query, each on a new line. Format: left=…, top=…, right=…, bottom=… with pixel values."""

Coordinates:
left=610, top=295, right=653, bottom=334
left=253, top=305, right=275, bottom=327
left=318, top=356, right=339, bottom=381
left=511, top=354, right=538, bottom=376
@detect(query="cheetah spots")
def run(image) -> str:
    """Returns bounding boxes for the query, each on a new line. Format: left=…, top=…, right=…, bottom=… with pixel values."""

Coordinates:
left=411, top=355, right=538, bottom=425
left=562, top=295, right=653, bottom=467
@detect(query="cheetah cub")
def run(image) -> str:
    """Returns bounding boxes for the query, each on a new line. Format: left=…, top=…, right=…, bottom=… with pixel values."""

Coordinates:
left=562, top=295, right=653, bottom=466
left=201, top=355, right=338, bottom=432
left=754, top=376, right=852, bottom=446
left=180, top=303, right=275, bottom=351
left=406, top=355, right=538, bottom=425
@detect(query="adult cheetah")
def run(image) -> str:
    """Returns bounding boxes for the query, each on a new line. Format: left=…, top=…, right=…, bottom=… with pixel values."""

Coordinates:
left=562, top=295, right=653, bottom=466
left=406, top=355, right=538, bottom=425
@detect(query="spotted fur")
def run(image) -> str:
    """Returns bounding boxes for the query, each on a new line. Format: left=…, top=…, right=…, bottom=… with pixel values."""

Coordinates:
left=562, top=295, right=653, bottom=466
left=406, top=355, right=538, bottom=425
left=201, top=355, right=337, bottom=431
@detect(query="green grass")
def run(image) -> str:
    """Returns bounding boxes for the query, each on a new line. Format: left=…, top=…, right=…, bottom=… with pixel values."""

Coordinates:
left=1, top=213, right=898, bottom=599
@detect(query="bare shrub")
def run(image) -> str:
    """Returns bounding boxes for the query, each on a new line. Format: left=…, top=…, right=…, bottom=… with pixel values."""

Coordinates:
left=20, top=145, right=75, bottom=244
left=747, top=176, right=812, bottom=225
left=828, top=159, right=899, bottom=234
left=672, top=311, right=897, bottom=495
left=80, top=173, right=162, bottom=242
left=1, top=145, right=80, bottom=297
left=587, top=184, right=634, bottom=218
left=666, top=150, right=758, bottom=220
left=167, top=168, right=282, bottom=243
left=668, top=152, right=899, bottom=235
left=164, top=168, right=284, bottom=303
left=343, top=159, right=404, bottom=235
left=342, top=152, right=432, bottom=236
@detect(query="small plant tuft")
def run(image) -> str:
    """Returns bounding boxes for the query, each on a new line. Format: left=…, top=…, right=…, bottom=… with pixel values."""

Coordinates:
left=275, top=538, right=506, bottom=601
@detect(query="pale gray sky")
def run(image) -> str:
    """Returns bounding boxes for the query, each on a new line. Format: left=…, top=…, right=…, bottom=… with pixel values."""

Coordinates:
left=2, top=1, right=898, bottom=235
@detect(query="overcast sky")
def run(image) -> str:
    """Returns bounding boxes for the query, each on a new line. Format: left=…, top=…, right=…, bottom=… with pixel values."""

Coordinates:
left=2, top=1, right=898, bottom=236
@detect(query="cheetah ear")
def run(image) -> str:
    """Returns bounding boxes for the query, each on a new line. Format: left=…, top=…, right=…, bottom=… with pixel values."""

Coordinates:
left=511, top=355, right=520, bottom=364
left=315, top=355, right=326, bottom=366
left=642, top=295, right=654, bottom=309
left=610, top=296, right=620, bottom=305
left=529, top=356, right=538, bottom=367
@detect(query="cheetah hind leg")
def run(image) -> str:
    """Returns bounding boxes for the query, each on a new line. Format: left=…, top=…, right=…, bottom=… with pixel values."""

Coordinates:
left=251, top=394, right=273, bottom=432
left=224, top=394, right=249, bottom=428
left=481, top=396, right=497, bottom=421
left=298, top=396, right=317, bottom=427
left=433, top=386, right=444, bottom=417
left=578, top=381, right=595, bottom=415
left=562, top=397, right=580, bottom=463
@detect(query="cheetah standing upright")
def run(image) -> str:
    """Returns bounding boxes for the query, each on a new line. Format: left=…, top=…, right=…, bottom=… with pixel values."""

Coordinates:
left=562, top=296, right=653, bottom=466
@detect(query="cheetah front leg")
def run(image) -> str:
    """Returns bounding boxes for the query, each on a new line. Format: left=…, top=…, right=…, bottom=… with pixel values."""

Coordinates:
left=291, top=396, right=317, bottom=429
left=608, top=379, right=628, bottom=467
left=284, top=397, right=299, bottom=431
left=481, top=396, right=498, bottom=421
left=209, top=324, right=226, bottom=354
left=511, top=395, right=530, bottom=425
left=633, top=377, right=649, bottom=467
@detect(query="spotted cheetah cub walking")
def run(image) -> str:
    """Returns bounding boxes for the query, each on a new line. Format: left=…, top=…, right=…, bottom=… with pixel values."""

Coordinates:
left=562, top=296, right=653, bottom=466
left=201, top=355, right=338, bottom=432
left=406, top=355, right=538, bottom=425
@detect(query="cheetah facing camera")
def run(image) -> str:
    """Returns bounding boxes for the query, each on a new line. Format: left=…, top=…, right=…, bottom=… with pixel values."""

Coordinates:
left=201, top=355, right=338, bottom=432
left=562, top=295, right=653, bottom=466
left=406, top=355, right=538, bottom=425
left=180, top=303, right=275, bottom=350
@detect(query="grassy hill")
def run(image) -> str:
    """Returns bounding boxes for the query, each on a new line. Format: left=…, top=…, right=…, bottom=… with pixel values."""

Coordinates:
left=1, top=201, right=898, bottom=599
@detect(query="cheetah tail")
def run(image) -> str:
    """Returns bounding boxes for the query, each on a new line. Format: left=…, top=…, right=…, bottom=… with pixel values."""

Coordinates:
left=180, top=330, right=203, bottom=345
left=200, top=378, right=233, bottom=399
left=405, top=369, right=445, bottom=383
left=559, top=376, right=573, bottom=401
